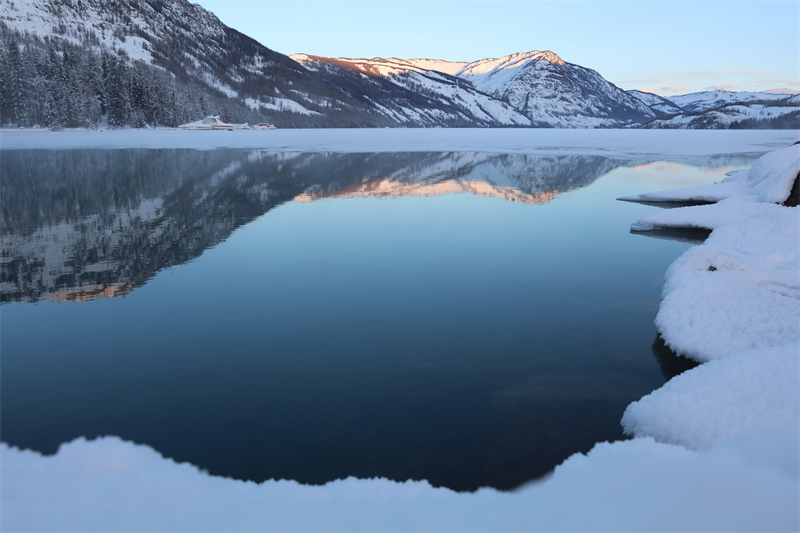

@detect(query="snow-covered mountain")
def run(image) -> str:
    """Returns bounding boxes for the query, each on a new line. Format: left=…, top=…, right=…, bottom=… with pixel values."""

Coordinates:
left=290, top=55, right=531, bottom=127
left=295, top=51, right=656, bottom=128
left=642, top=100, right=799, bottom=129
left=667, top=90, right=791, bottom=112
left=452, top=51, right=656, bottom=127
left=627, top=90, right=684, bottom=115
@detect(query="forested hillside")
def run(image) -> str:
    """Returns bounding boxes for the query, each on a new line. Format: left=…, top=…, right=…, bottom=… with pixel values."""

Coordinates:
left=0, top=23, right=267, bottom=128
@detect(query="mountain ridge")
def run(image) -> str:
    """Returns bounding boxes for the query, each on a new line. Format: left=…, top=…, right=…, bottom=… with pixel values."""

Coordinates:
left=666, top=89, right=792, bottom=112
left=292, top=50, right=656, bottom=128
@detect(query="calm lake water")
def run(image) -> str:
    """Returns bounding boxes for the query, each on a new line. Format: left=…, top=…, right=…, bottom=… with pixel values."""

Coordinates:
left=0, top=149, right=759, bottom=491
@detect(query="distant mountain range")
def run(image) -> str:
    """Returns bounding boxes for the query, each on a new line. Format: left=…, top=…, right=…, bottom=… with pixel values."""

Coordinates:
left=667, top=89, right=795, bottom=112
left=642, top=91, right=799, bottom=130
left=0, top=0, right=796, bottom=129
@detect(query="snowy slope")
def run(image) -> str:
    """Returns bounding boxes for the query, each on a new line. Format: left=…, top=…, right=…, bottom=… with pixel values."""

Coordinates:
left=404, top=58, right=471, bottom=76
left=0, top=0, right=159, bottom=64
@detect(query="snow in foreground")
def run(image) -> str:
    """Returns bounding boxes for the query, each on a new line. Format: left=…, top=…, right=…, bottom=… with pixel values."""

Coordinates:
left=2, top=140, right=798, bottom=531
left=2, top=429, right=796, bottom=531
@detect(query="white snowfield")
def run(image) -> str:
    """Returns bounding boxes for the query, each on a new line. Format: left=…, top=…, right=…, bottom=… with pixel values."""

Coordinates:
left=1, top=132, right=799, bottom=531
left=2, top=429, right=796, bottom=532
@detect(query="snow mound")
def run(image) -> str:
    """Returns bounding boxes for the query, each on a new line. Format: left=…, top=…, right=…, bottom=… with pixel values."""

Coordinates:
left=623, top=344, right=799, bottom=450
left=653, top=202, right=799, bottom=361
left=627, top=145, right=800, bottom=362
left=726, top=144, right=800, bottom=203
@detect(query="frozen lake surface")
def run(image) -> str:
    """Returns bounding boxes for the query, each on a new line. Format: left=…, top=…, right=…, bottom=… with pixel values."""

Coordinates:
left=1, top=127, right=795, bottom=154
left=0, top=137, right=770, bottom=491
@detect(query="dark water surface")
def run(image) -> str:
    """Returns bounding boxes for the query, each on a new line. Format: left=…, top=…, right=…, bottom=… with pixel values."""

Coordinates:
left=0, top=149, right=758, bottom=491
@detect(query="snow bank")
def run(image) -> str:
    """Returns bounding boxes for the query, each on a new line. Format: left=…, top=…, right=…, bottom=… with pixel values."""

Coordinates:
left=734, top=144, right=800, bottom=203
left=628, top=146, right=799, bottom=362
left=653, top=202, right=799, bottom=361
left=2, top=428, right=797, bottom=531
left=620, top=144, right=799, bottom=481
left=623, top=344, right=798, bottom=450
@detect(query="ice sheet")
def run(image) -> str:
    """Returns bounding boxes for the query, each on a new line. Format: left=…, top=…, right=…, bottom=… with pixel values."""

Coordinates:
left=1, top=128, right=797, bottom=155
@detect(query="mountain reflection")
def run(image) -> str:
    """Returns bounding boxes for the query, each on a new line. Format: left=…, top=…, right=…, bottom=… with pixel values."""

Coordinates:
left=295, top=152, right=623, bottom=204
left=1, top=150, right=619, bottom=304
left=1, top=149, right=749, bottom=304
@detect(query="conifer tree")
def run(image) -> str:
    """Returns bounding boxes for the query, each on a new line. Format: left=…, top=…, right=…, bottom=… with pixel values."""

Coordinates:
left=105, top=55, right=130, bottom=126
left=1, top=34, right=26, bottom=124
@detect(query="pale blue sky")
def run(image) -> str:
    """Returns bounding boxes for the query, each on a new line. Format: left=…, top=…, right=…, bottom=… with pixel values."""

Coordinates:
left=192, top=0, right=799, bottom=96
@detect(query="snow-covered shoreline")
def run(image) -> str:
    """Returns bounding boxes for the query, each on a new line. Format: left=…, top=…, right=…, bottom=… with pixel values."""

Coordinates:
left=620, top=145, right=799, bottom=458
left=1, top=132, right=798, bottom=531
